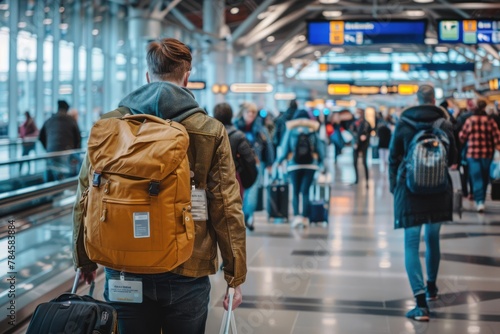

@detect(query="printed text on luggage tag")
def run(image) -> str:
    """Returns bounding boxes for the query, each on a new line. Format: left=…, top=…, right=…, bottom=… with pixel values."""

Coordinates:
left=108, top=279, right=143, bottom=303
left=133, top=212, right=150, bottom=238
left=191, top=189, right=208, bottom=221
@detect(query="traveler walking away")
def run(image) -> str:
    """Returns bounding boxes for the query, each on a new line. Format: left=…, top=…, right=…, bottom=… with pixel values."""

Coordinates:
left=389, top=85, right=457, bottom=322
left=349, top=108, right=372, bottom=186
left=273, top=100, right=298, bottom=155
left=276, top=109, right=324, bottom=228
left=39, top=100, right=81, bottom=181
left=214, top=102, right=258, bottom=198
left=235, top=102, right=274, bottom=231
left=73, top=38, right=246, bottom=334
left=459, top=100, right=500, bottom=212
left=19, top=111, right=39, bottom=173
left=376, top=110, right=393, bottom=173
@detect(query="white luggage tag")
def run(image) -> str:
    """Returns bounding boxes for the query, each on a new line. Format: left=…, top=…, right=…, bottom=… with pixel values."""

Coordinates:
left=191, top=185, right=208, bottom=221
left=108, top=272, right=143, bottom=303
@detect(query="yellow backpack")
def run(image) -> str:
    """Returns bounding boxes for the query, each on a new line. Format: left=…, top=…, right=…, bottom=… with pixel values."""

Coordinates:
left=82, top=110, right=194, bottom=273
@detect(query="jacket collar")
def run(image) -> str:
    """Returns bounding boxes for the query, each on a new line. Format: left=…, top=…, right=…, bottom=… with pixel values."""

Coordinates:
left=285, top=118, right=320, bottom=131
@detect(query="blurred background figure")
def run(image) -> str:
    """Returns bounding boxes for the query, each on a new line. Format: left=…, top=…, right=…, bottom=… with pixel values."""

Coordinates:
left=18, top=111, right=39, bottom=174
left=234, top=102, right=274, bottom=231
left=376, top=110, right=393, bottom=173
left=213, top=102, right=258, bottom=199
left=276, top=109, right=324, bottom=228
left=39, top=100, right=81, bottom=182
left=350, top=108, right=372, bottom=186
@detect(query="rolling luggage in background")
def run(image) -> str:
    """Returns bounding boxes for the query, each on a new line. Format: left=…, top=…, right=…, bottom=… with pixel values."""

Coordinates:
left=449, top=169, right=463, bottom=218
left=266, top=167, right=289, bottom=221
left=255, top=185, right=264, bottom=211
left=26, top=270, right=118, bottom=334
left=491, top=180, right=500, bottom=200
left=267, top=181, right=289, bottom=220
left=308, top=183, right=330, bottom=224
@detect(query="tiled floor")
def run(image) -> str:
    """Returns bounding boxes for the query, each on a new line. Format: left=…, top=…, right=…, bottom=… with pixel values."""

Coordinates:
left=205, top=150, right=500, bottom=334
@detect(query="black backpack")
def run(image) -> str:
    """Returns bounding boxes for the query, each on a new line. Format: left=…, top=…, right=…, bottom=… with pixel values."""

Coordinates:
left=402, top=117, right=450, bottom=194
left=294, top=132, right=314, bottom=164
left=228, top=129, right=258, bottom=189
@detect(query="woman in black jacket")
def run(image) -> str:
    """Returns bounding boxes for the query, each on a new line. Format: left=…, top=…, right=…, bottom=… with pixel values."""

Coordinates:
left=389, top=85, right=457, bottom=321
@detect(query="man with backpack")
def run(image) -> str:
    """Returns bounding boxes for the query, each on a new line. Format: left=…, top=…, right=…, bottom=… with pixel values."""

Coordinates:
left=389, top=84, right=457, bottom=322
left=72, top=38, right=246, bottom=334
left=276, top=109, right=324, bottom=228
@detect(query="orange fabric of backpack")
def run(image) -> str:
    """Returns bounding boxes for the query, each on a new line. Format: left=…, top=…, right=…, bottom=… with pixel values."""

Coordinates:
left=82, top=112, right=194, bottom=274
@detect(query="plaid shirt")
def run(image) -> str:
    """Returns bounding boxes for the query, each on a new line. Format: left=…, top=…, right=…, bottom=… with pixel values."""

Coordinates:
left=459, top=115, right=500, bottom=158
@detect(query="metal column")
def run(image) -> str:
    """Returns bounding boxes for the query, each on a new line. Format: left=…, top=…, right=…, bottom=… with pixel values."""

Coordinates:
left=51, top=1, right=61, bottom=112
left=8, top=0, right=19, bottom=140
left=35, top=0, right=44, bottom=125
left=84, top=1, right=93, bottom=131
left=72, top=0, right=81, bottom=119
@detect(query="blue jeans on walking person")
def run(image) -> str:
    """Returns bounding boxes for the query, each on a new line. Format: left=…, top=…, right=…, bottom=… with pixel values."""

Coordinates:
left=404, top=223, right=442, bottom=296
left=288, top=169, right=316, bottom=217
left=467, top=157, right=493, bottom=204
left=243, top=164, right=266, bottom=224
left=103, top=268, right=210, bottom=334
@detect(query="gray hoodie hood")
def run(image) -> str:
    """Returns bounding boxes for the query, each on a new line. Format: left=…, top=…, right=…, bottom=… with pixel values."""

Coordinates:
left=118, top=81, right=206, bottom=122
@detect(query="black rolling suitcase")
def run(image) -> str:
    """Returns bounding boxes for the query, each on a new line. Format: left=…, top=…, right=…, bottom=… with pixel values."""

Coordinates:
left=26, top=270, right=118, bottom=334
left=267, top=181, right=289, bottom=220
left=308, top=183, right=330, bottom=224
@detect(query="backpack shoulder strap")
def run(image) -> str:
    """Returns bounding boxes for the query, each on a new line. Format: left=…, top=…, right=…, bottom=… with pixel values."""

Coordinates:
left=401, top=116, right=418, bottom=129
left=100, top=107, right=131, bottom=119
left=433, top=118, right=446, bottom=129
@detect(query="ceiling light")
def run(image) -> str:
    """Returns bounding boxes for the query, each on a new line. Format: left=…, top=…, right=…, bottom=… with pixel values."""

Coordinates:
left=25, top=10, right=34, bottom=16
left=230, top=7, right=239, bottom=15
left=92, top=29, right=99, bottom=36
left=435, top=46, right=448, bottom=52
left=322, top=10, right=342, bottom=18
left=267, top=36, right=275, bottom=42
left=18, top=22, right=27, bottom=29
left=59, top=6, right=65, bottom=13
left=230, top=83, right=273, bottom=93
left=257, top=12, right=267, bottom=20
left=298, top=35, right=306, bottom=42
left=59, top=23, right=68, bottom=30
left=331, top=47, right=345, bottom=53
left=405, top=10, right=425, bottom=17
left=319, top=0, right=340, bottom=3
left=380, top=47, right=393, bottom=53
left=413, top=0, right=434, bottom=3
left=44, top=7, right=50, bottom=13
left=43, top=18, right=52, bottom=25
left=424, top=37, right=438, bottom=45
left=0, top=4, right=9, bottom=10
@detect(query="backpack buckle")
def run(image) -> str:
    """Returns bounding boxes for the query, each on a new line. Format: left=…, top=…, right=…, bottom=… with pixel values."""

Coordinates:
left=92, top=172, right=101, bottom=187
left=149, top=181, right=160, bottom=196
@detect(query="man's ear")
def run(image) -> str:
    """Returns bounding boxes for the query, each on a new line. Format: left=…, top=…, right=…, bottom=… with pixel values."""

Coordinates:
left=182, top=71, right=190, bottom=87
left=146, top=72, right=151, bottom=84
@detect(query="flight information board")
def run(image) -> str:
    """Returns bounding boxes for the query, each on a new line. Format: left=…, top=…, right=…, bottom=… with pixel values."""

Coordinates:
left=307, top=20, right=427, bottom=45
left=438, top=20, right=500, bottom=44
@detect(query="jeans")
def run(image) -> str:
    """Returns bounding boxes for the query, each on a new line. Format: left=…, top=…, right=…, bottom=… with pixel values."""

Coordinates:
left=289, top=169, right=316, bottom=217
left=353, top=146, right=369, bottom=183
left=404, top=223, right=442, bottom=296
left=243, top=164, right=266, bottom=223
left=467, top=157, right=492, bottom=203
left=104, top=268, right=210, bottom=334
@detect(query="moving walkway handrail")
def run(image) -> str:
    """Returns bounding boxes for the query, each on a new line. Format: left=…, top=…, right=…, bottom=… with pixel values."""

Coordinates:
left=0, top=148, right=86, bottom=167
left=0, top=177, right=78, bottom=219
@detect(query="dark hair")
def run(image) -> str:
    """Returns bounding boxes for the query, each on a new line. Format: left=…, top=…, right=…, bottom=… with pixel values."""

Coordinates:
left=146, top=38, right=192, bottom=82
left=417, top=85, right=435, bottom=105
left=289, top=99, right=298, bottom=110
left=475, top=100, right=487, bottom=115
left=292, top=109, right=310, bottom=120
left=213, top=103, right=233, bottom=125
left=58, top=100, right=70, bottom=111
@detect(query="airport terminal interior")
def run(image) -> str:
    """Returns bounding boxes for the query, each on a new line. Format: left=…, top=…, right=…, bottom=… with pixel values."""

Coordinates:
left=1, top=0, right=500, bottom=333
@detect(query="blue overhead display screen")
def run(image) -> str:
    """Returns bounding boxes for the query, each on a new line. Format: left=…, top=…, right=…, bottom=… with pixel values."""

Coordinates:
left=307, top=20, right=427, bottom=45
left=438, top=20, right=500, bottom=44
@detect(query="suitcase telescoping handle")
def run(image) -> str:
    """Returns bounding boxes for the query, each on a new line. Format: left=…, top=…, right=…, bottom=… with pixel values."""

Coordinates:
left=219, top=287, right=237, bottom=334
left=72, top=268, right=95, bottom=296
